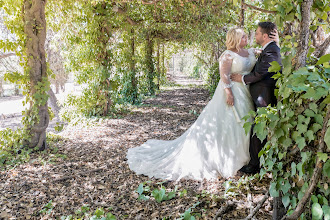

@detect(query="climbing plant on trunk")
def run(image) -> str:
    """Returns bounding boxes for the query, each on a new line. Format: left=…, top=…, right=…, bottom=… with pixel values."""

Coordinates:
left=145, top=30, right=156, bottom=95
left=22, top=0, right=49, bottom=150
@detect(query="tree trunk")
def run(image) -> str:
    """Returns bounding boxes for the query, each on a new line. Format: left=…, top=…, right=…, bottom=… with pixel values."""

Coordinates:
left=273, top=196, right=287, bottom=220
left=156, top=40, right=160, bottom=90
left=145, top=32, right=155, bottom=95
left=240, top=0, right=245, bottom=27
left=47, top=88, right=60, bottom=116
left=55, top=83, right=59, bottom=94
left=24, top=0, right=49, bottom=150
left=130, top=28, right=137, bottom=103
left=0, top=77, right=3, bottom=97
left=162, top=43, right=165, bottom=78
left=95, top=2, right=112, bottom=116
left=293, top=0, right=313, bottom=69
left=14, top=85, right=20, bottom=95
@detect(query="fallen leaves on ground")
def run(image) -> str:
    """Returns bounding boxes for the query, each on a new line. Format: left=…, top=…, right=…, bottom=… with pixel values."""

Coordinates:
left=0, top=83, right=272, bottom=219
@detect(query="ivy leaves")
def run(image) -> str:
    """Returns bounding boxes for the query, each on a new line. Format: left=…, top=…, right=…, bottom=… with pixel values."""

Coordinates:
left=251, top=61, right=330, bottom=217
left=136, top=181, right=178, bottom=203
left=325, top=117, right=330, bottom=150
left=316, top=54, right=330, bottom=66
left=324, top=160, right=330, bottom=178
left=310, top=195, right=330, bottom=220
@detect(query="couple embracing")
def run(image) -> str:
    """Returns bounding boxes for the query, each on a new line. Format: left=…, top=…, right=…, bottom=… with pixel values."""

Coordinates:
left=127, top=22, right=282, bottom=181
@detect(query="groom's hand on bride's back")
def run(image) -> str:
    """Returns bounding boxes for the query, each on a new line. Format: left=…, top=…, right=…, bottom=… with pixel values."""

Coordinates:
left=230, top=73, right=242, bottom=82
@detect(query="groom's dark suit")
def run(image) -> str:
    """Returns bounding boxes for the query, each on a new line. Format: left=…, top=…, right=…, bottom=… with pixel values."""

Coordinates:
left=243, top=41, right=282, bottom=169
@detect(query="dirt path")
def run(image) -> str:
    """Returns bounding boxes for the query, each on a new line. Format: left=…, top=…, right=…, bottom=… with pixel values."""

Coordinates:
left=0, top=74, right=272, bottom=219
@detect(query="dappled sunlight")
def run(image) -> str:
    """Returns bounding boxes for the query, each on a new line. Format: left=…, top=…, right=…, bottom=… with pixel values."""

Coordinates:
left=127, top=80, right=253, bottom=181
left=0, top=82, right=274, bottom=219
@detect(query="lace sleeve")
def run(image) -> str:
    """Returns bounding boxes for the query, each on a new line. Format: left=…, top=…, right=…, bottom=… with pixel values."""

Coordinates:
left=219, top=52, right=233, bottom=89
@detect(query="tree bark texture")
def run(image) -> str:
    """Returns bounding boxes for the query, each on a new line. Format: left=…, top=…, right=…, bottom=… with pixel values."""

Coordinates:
left=314, top=34, right=330, bottom=58
left=240, top=0, right=245, bottom=27
left=24, top=0, right=49, bottom=150
left=0, top=53, right=16, bottom=59
left=156, top=40, right=161, bottom=90
left=294, top=0, right=313, bottom=69
left=146, top=32, right=155, bottom=95
left=162, top=43, right=165, bottom=77
left=47, top=88, right=60, bottom=116
left=95, top=2, right=112, bottom=116
left=273, top=196, right=287, bottom=220
left=130, top=28, right=138, bottom=103
left=0, top=77, right=3, bottom=97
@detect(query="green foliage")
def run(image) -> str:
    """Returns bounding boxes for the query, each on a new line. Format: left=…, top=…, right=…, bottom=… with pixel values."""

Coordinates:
left=152, top=186, right=177, bottom=203
left=60, top=207, right=116, bottom=220
left=1, top=1, right=53, bottom=151
left=136, top=181, right=151, bottom=201
left=177, top=202, right=201, bottom=220
left=191, top=63, right=202, bottom=79
left=39, top=200, right=54, bottom=215
left=121, top=70, right=139, bottom=104
left=136, top=181, right=178, bottom=203
left=251, top=62, right=330, bottom=217
left=0, top=128, right=31, bottom=168
left=51, top=1, right=115, bottom=118
left=0, top=130, right=67, bottom=169
left=206, top=62, right=220, bottom=96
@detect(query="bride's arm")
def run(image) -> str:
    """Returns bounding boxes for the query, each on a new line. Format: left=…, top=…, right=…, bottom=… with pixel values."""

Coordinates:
left=219, top=54, right=234, bottom=106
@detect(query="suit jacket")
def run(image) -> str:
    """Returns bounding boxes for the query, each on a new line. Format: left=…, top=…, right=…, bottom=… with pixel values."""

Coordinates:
left=243, top=42, right=282, bottom=107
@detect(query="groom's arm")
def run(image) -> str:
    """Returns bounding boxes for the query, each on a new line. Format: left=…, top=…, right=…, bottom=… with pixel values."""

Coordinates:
left=243, top=47, right=280, bottom=85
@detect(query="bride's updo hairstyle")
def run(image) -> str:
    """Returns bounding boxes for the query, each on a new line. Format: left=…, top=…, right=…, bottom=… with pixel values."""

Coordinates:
left=226, top=28, right=245, bottom=52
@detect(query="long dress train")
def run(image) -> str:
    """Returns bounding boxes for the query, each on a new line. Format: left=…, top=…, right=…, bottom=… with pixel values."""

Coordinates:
left=127, top=49, right=257, bottom=181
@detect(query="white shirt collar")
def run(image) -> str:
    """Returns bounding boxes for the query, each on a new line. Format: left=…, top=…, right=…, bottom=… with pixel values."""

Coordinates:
left=262, top=41, right=273, bottom=50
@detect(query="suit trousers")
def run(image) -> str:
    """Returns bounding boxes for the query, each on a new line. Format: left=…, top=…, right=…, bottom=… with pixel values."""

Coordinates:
left=248, top=84, right=276, bottom=168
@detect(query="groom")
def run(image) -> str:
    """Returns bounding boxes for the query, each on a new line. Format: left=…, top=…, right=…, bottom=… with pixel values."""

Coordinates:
left=231, top=22, right=282, bottom=174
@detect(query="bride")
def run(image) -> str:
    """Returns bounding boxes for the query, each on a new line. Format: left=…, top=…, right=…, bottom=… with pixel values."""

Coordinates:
left=127, top=27, right=272, bottom=181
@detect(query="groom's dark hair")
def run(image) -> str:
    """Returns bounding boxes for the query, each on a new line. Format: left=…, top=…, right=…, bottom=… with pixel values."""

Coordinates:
left=258, top=22, right=277, bottom=36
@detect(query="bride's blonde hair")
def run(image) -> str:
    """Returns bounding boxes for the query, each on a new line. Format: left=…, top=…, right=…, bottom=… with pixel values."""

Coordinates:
left=226, top=27, right=245, bottom=51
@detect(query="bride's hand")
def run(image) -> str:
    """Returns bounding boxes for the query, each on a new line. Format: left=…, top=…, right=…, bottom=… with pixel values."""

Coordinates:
left=225, top=89, right=234, bottom=106
left=269, top=29, right=280, bottom=46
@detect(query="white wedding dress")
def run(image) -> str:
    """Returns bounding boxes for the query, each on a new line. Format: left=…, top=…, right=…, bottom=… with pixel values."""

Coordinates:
left=127, top=49, right=257, bottom=181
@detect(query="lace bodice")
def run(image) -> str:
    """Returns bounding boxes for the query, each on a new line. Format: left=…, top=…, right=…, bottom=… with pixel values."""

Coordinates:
left=228, top=49, right=256, bottom=74
left=218, top=49, right=257, bottom=87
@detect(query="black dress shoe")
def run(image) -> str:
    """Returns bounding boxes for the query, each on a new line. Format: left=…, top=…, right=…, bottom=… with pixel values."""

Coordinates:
left=239, top=165, right=259, bottom=174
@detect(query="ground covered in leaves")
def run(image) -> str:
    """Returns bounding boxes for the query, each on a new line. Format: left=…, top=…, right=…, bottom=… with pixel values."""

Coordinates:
left=0, top=80, right=273, bottom=219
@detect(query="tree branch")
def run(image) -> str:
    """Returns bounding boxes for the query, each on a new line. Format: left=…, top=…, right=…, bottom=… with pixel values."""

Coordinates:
left=242, top=2, right=276, bottom=14
left=112, top=4, right=138, bottom=25
left=213, top=201, right=236, bottom=220
left=193, top=54, right=209, bottom=67
left=314, top=34, right=330, bottom=58
left=281, top=104, right=330, bottom=220
left=244, top=191, right=270, bottom=220
left=141, top=0, right=161, bottom=4
left=0, top=53, right=16, bottom=59
left=294, top=0, right=313, bottom=69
